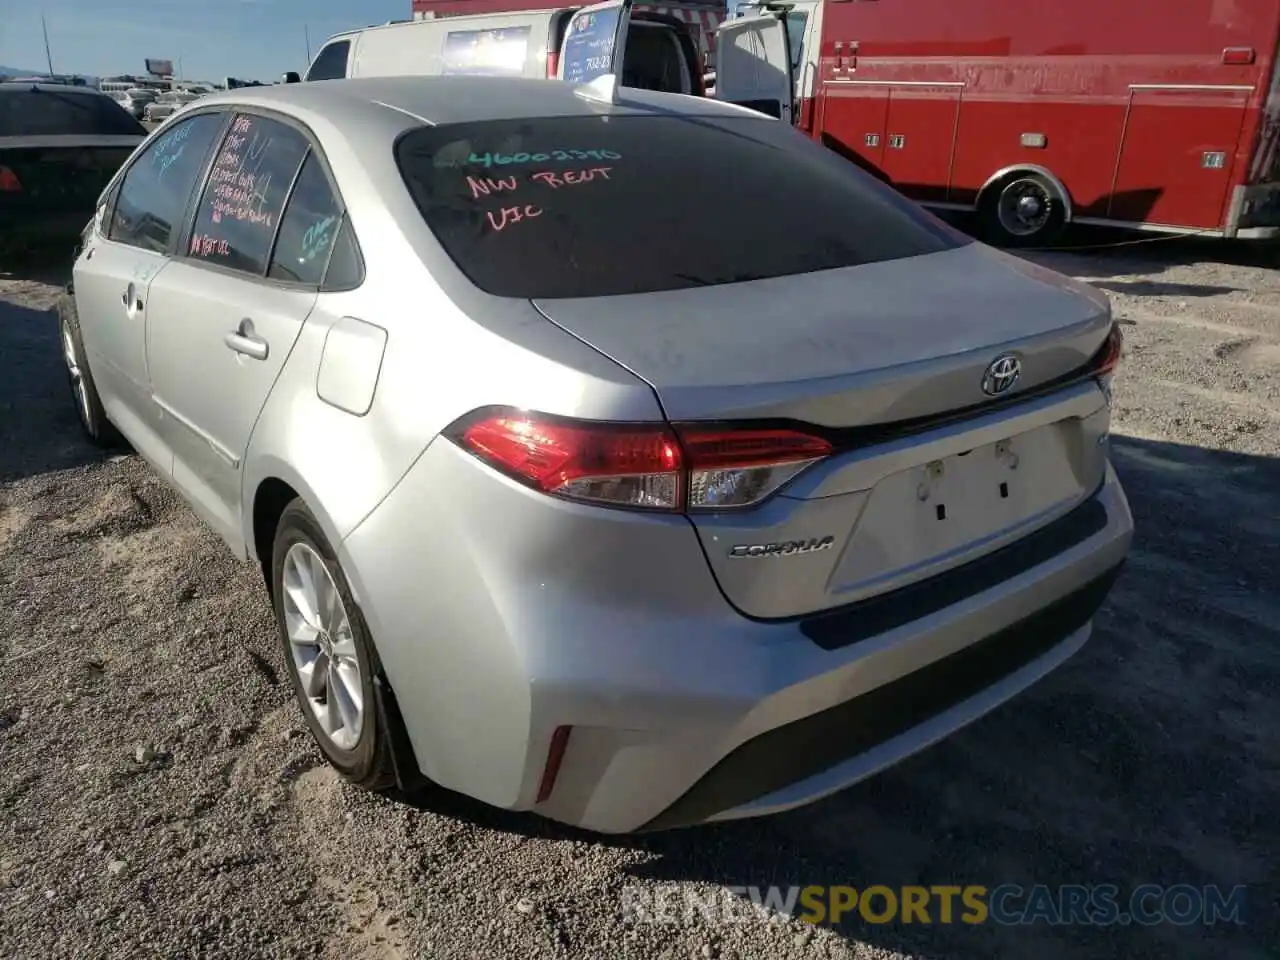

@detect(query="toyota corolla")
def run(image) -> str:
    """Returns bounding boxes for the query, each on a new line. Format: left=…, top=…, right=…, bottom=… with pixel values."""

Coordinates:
left=59, top=75, right=1132, bottom=833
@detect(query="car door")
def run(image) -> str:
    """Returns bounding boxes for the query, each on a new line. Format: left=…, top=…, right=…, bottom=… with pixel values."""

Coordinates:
left=143, top=112, right=320, bottom=549
left=556, top=0, right=634, bottom=85
left=72, top=110, right=227, bottom=468
left=712, top=12, right=795, bottom=122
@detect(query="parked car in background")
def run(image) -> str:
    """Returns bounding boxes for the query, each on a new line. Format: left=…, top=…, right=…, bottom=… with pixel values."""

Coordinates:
left=59, top=76, right=1131, bottom=835
left=0, top=82, right=146, bottom=251
left=143, top=90, right=199, bottom=123
left=107, top=87, right=157, bottom=120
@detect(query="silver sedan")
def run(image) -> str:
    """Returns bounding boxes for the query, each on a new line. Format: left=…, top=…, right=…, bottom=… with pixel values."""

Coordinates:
left=60, top=76, right=1133, bottom=833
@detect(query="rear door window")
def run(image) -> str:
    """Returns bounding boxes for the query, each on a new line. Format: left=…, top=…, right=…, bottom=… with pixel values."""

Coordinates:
left=622, top=25, right=689, bottom=92
left=0, top=88, right=146, bottom=136
left=109, top=112, right=226, bottom=253
left=394, top=113, right=968, bottom=299
left=186, top=114, right=310, bottom=276
left=267, top=153, right=345, bottom=284
left=306, top=40, right=351, bottom=81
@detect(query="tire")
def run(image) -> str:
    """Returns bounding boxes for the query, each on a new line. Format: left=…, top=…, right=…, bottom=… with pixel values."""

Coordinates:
left=271, top=499, right=399, bottom=791
left=979, top=172, right=1067, bottom=248
left=58, top=294, right=122, bottom=448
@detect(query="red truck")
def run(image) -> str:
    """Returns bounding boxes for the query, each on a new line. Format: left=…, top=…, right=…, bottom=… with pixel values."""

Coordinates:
left=408, top=0, right=1280, bottom=246
left=712, top=0, right=1280, bottom=245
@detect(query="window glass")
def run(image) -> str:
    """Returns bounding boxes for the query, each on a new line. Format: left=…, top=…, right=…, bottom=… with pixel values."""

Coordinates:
left=441, top=27, right=531, bottom=76
left=394, top=114, right=968, bottom=299
left=306, top=41, right=351, bottom=81
left=622, top=26, right=687, bottom=93
left=322, top=218, right=365, bottom=290
left=108, top=112, right=225, bottom=253
left=0, top=87, right=146, bottom=136
left=786, top=12, right=807, bottom=72
left=268, top=153, right=343, bottom=284
left=187, top=114, right=309, bottom=276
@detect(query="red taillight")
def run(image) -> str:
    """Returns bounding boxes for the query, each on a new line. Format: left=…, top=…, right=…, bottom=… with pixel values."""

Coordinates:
left=1093, top=324, right=1124, bottom=377
left=546, top=52, right=560, bottom=78
left=448, top=408, right=832, bottom=511
left=0, top=166, right=22, bottom=193
left=458, top=411, right=682, bottom=509
left=536, top=725, right=572, bottom=804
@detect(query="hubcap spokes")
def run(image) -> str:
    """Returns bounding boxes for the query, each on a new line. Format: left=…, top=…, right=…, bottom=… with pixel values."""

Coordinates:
left=282, top=542, right=364, bottom=750
left=998, top=179, right=1052, bottom=236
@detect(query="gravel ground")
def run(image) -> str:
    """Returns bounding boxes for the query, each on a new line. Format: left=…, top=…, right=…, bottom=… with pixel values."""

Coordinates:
left=1, top=233, right=1277, bottom=960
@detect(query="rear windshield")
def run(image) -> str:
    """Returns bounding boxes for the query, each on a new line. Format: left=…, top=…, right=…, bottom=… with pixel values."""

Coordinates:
left=394, top=114, right=968, bottom=299
left=0, top=88, right=146, bottom=137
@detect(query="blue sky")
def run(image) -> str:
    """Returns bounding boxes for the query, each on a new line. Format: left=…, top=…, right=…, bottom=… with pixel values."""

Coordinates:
left=1, top=0, right=408, bottom=83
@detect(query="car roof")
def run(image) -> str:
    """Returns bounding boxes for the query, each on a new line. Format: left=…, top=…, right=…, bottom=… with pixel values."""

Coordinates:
left=187, top=75, right=761, bottom=127
left=0, top=82, right=111, bottom=97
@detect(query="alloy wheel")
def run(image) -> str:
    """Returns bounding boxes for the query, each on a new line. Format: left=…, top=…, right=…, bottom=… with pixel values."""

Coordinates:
left=281, top=542, right=365, bottom=750
left=61, top=321, right=91, bottom=428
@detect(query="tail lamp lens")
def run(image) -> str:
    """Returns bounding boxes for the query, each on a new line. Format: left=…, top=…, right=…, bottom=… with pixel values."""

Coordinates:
left=449, top=409, right=832, bottom=512
left=0, top=166, right=22, bottom=193
left=1093, top=324, right=1123, bottom=377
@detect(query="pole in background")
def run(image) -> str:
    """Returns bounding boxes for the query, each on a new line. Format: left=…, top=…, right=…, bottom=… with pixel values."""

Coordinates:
left=41, top=14, right=55, bottom=76
left=305, top=25, right=312, bottom=64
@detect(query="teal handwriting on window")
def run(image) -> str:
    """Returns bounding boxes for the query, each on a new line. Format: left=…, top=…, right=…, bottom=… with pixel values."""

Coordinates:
left=301, top=215, right=338, bottom=261
left=468, top=149, right=621, bottom=167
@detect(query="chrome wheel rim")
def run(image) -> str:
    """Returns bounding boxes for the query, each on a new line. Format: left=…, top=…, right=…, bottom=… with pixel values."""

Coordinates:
left=997, top=178, right=1053, bottom=237
left=281, top=542, right=364, bottom=750
left=61, top=321, right=91, bottom=427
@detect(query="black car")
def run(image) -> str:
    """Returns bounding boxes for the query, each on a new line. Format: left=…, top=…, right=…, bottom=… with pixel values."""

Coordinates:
left=0, top=82, right=146, bottom=253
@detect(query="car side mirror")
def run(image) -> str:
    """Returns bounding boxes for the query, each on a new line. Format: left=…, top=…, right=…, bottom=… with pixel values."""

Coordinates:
left=281, top=71, right=301, bottom=84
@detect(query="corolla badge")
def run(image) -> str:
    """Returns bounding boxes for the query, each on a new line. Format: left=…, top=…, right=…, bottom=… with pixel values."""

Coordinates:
left=729, top=536, right=835, bottom=559
left=982, top=354, right=1022, bottom=396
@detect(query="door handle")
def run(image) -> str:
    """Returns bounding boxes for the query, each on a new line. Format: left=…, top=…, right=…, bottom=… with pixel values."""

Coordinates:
left=121, top=287, right=142, bottom=312
left=225, top=319, right=269, bottom=361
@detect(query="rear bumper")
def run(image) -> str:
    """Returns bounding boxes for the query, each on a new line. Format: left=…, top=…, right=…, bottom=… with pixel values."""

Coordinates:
left=340, top=431, right=1133, bottom=834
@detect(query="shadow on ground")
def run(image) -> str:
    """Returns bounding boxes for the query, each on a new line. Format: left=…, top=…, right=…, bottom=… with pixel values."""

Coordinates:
left=0, top=252, right=105, bottom=484
left=398, top=436, right=1280, bottom=960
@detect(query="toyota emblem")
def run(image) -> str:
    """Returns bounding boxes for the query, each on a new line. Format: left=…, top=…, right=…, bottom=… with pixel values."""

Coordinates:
left=982, top=354, right=1021, bottom=396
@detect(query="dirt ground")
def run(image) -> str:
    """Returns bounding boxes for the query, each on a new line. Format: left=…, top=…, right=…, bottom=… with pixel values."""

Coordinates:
left=1, top=232, right=1277, bottom=960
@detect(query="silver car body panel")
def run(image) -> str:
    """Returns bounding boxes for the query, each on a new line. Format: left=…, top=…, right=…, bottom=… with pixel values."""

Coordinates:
left=71, top=76, right=1134, bottom=833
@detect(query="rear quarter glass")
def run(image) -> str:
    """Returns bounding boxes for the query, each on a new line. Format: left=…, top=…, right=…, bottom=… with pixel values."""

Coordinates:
left=393, top=114, right=969, bottom=299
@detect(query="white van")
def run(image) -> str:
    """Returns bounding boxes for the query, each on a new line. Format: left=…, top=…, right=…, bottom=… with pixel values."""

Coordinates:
left=291, top=0, right=704, bottom=96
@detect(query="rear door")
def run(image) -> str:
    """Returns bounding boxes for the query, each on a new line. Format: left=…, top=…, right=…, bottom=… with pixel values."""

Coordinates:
left=144, top=112, right=321, bottom=548
left=71, top=111, right=228, bottom=466
left=557, top=0, right=634, bottom=85
left=712, top=13, right=795, bottom=122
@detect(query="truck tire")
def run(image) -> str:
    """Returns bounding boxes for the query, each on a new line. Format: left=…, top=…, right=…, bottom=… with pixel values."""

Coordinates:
left=980, top=172, right=1067, bottom=248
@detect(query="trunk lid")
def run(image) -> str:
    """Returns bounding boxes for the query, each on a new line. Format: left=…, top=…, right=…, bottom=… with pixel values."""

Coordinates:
left=531, top=243, right=1111, bottom=426
left=534, top=243, right=1116, bottom=619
